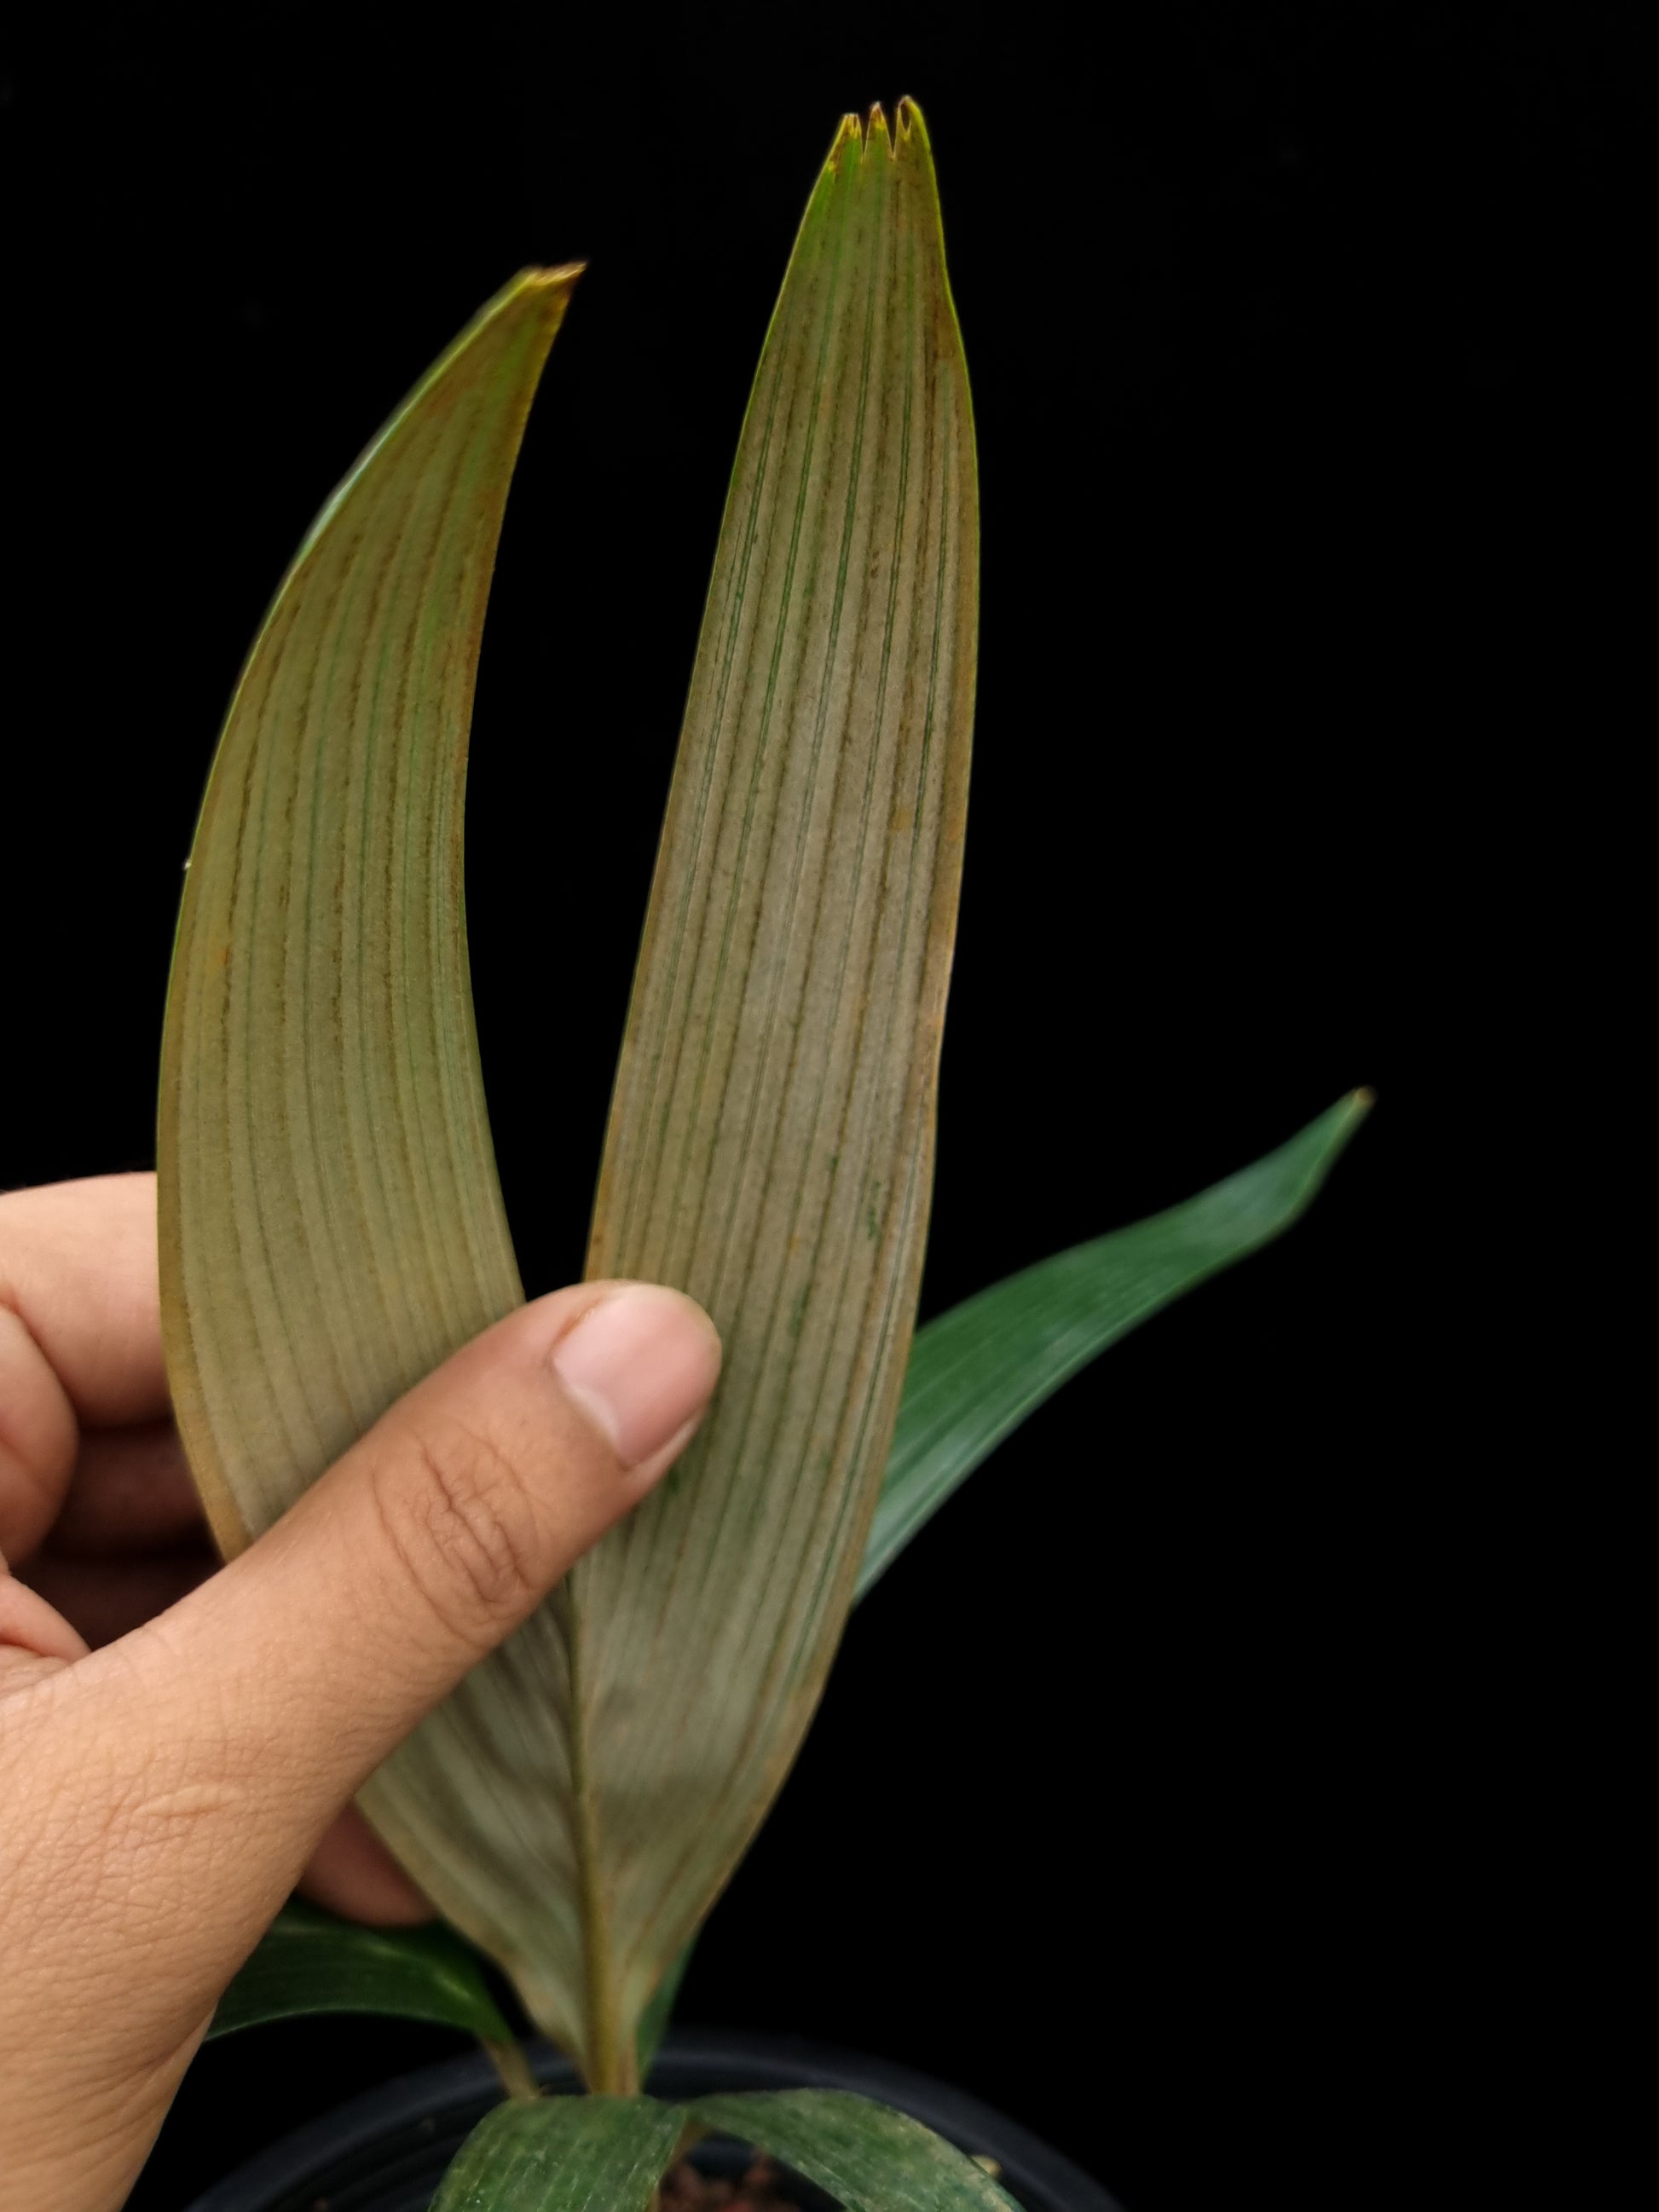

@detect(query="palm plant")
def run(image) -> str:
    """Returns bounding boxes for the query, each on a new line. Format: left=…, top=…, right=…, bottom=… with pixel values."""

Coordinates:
left=161, top=101, right=1367, bottom=2208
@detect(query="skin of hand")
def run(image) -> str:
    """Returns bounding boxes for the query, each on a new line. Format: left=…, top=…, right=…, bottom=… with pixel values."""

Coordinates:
left=0, top=1175, right=721, bottom=2212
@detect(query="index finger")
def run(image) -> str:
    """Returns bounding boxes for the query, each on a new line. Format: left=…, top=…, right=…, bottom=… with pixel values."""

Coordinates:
left=0, top=1175, right=170, bottom=1557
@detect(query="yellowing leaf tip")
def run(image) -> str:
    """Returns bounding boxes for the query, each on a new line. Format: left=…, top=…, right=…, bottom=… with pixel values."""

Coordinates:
left=518, top=261, right=586, bottom=292
left=829, top=112, right=863, bottom=167
left=828, top=100, right=929, bottom=169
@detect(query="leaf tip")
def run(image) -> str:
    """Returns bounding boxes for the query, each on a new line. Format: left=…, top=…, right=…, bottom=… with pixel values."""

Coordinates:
left=828, top=111, right=864, bottom=168
left=830, top=101, right=926, bottom=169
left=519, top=260, right=586, bottom=295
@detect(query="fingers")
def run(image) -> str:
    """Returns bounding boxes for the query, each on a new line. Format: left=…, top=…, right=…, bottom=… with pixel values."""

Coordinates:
left=4, top=1418, right=206, bottom=1654
left=17, top=1546, right=214, bottom=1649
left=0, top=1175, right=168, bottom=1559
left=0, top=1176, right=167, bottom=1423
left=120, top=1277, right=720, bottom=1862
left=0, top=1301, right=75, bottom=1560
left=0, top=1568, right=89, bottom=1664
left=0, top=1275, right=717, bottom=2206
left=46, top=1422, right=202, bottom=1556
left=12, top=1406, right=411, bottom=1912
left=299, top=1807, right=434, bottom=1925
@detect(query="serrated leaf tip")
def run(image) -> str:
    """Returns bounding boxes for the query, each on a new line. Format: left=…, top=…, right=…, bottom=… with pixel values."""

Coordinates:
left=829, top=101, right=930, bottom=168
left=829, top=112, right=864, bottom=165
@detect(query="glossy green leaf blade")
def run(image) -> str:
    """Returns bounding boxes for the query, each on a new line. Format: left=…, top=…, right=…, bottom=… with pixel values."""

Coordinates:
left=431, top=2096, right=688, bottom=2212
left=159, top=268, right=574, bottom=1555
left=858, top=1089, right=1372, bottom=1597
left=207, top=1902, right=510, bottom=2043
left=690, top=2092, right=1014, bottom=2212
left=569, top=98, right=977, bottom=2077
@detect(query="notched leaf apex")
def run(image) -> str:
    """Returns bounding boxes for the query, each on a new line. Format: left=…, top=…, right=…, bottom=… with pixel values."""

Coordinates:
left=829, top=101, right=929, bottom=170
left=829, top=112, right=864, bottom=167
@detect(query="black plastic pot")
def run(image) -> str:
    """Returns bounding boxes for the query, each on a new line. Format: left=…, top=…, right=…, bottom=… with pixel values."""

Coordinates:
left=183, top=2026, right=1120, bottom=2212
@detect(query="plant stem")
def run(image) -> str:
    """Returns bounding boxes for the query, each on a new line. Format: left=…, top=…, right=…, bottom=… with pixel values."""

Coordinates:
left=483, top=2037, right=541, bottom=2102
left=592, top=2032, right=639, bottom=2094
left=566, top=1603, right=633, bottom=2089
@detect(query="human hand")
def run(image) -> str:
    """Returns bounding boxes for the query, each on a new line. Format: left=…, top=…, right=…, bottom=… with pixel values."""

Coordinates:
left=0, top=1174, right=720, bottom=2212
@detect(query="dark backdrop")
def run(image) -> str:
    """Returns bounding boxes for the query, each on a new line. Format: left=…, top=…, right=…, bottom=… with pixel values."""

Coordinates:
left=2, top=5, right=1642, bottom=2209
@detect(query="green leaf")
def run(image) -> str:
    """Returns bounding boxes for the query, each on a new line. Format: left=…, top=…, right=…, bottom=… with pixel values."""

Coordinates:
left=690, top=2090, right=1015, bottom=2212
left=428, top=2089, right=1015, bottom=2212
left=594, top=1096, right=1371, bottom=2064
left=858, top=1088, right=1373, bottom=1597
left=431, top=2096, right=690, bottom=2212
left=207, top=1902, right=510, bottom=2043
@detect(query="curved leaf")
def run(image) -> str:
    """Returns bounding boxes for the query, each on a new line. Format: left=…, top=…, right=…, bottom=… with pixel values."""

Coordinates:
left=690, top=2091, right=1015, bottom=2212
left=427, top=2088, right=1012, bottom=2212
left=207, top=1901, right=510, bottom=2043
left=159, top=266, right=574, bottom=1551
left=431, top=2095, right=689, bottom=2212
left=157, top=269, right=580, bottom=2057
left=858, top=1088, right=1372, bottom=1597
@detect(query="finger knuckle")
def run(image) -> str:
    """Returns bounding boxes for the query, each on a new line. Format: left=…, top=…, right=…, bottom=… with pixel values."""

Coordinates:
left=371, top=1418, right=543, bottom=1647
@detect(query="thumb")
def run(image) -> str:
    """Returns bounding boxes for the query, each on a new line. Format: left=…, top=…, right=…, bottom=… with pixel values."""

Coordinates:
left=139, top=1280, right=721, bottom=1849
left=0, top=1279, right=717, bottom=2204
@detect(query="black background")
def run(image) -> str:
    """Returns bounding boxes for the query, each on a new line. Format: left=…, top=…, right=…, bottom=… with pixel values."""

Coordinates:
left=1, top=5, right=1643, bottom=2208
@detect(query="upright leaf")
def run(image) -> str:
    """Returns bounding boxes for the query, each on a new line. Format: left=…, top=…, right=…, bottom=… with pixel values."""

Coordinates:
left=581, top=96, right=974, bottom=2071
